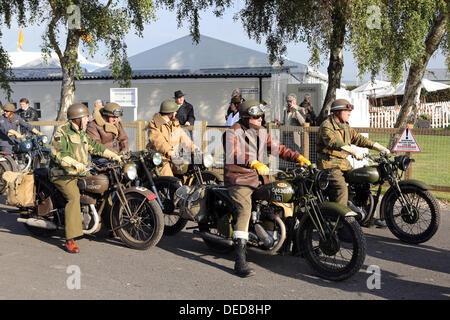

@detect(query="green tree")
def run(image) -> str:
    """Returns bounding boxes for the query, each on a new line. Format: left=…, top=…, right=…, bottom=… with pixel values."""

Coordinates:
left=0, top=1, right=39, bottom=101
left=37, top=0, right=156, bottom=121
left=351, top=0, right=448, bottom=138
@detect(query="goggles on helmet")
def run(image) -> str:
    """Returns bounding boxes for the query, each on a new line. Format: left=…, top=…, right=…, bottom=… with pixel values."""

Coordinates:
left=331, top=104, right=354, bottom=111
left=108, top=109, right=123, bottom=117
left=247, top=104, right=265, bottom=118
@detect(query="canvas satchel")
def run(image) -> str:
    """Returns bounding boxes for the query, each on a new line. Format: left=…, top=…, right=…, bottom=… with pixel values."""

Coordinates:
left=2, top=171, right=35, bottom=207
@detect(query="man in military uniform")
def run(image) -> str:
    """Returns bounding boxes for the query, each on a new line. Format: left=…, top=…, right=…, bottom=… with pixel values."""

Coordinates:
left=147, top=99, right=196, bottom=176
left=0, top=103, right=43, bottom=154
left=50, top=103, right=122, bottom=253
left=87, top=102, right=129, bottom=156
left=316, top=99, right=390, bottom=224
left=224, top=99, right=311, bottom=277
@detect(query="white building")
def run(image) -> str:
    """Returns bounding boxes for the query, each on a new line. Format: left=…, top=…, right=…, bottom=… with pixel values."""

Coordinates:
left=1, top=34, right=368, bottom=128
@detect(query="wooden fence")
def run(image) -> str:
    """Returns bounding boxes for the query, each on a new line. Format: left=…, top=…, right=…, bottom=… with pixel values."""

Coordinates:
left=29, top=121, right=450, bottom=193
left=369, top=101, right=450, bottom=128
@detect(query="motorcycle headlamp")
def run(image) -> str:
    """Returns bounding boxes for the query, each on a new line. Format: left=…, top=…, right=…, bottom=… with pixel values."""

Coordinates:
left=316, top=169, right=330, bottom=190
left=152, top=152, right=162, bottom=166
left=41, top=135, right=49, bottom=144
left=247, top=105, right=265, bottom=118
left=124, top=163, right=138, bottom=180
left=395, top=155, right=415, bottom=171
left=202, top=153, right=214, bottom=168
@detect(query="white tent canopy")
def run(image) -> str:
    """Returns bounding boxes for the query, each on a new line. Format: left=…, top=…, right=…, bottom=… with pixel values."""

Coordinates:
left=352, top=79, right=393, bottom=95
left=391, top=78, right=450, bottom=96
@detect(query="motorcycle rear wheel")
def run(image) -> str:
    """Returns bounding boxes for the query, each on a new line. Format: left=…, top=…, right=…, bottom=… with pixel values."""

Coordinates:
left=297, top=213, right=366, bottom=281
left=114, top=193, right=164, bottom=250
left=384, top=186, right=440, bottom=244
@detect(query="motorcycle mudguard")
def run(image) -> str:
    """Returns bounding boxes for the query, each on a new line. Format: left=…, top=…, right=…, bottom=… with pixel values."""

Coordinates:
left=379, top=180, right=430, bottom=220
left=320, top=201, right=358, bottom=218
left=108, top=186, right=158, bottom=226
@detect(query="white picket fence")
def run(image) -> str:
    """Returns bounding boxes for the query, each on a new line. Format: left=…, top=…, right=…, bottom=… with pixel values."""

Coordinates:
left=369, top=101, right=450, bottom=128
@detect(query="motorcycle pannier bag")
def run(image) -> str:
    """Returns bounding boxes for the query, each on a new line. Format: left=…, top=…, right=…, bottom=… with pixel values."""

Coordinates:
left=2, top=171, right=35, bottom=207
left=174, top=184, right=209, bottom=222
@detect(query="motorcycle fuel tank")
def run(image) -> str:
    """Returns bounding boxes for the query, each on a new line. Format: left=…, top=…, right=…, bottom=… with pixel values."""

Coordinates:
left=78, top=174, right=109, bottom=194
left=346, top=166, right=380, bottom=184
left=252, top=180, right=295, bottom=203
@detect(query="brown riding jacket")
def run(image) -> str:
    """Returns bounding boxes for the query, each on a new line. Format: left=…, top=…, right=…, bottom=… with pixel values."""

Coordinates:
left=86, top=106, right=129, bottom=154
left=224, top=120, right=301, bottom=189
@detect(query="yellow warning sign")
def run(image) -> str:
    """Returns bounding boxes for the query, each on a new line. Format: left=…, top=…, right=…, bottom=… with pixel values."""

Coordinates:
left=392, top=127, right=421, bottom=152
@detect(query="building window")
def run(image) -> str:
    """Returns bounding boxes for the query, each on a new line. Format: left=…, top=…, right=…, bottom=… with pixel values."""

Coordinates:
left=34, top=102, right=41, bottom=119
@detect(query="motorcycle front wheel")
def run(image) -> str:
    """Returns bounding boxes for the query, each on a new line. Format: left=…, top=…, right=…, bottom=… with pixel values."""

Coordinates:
left=154, top=179, right=188, bottom=235
left=113, top=193, right=164, bottom=250
left=297, top=213, right=366, bottom=281
left=384, top=185, right=440, bottom=244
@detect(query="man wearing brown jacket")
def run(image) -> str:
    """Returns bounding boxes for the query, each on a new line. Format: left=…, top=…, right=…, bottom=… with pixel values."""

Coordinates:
left=86, top=102, right=129, bottom=155
left=224, top=100, right=311, bottom=277
left=147, top=99, right=196, bottom=176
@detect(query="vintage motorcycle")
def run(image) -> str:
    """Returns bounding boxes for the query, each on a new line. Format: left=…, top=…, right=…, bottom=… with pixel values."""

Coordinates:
left=0, top=134, right=50, bottom=194
left=175, top=164, right=367, bottom=281
left=13, top=160, right=164, bottom=250
left=323, top=152, right=440, bottom=244
left=130, top=150, right=220, bottom=235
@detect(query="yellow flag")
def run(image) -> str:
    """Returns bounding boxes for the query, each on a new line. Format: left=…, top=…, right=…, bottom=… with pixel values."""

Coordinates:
left=18, top=28, right=24, bottom=51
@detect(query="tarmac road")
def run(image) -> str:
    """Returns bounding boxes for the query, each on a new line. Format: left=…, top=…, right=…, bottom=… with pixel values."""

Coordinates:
left=0, top=197, right=449, bottom=301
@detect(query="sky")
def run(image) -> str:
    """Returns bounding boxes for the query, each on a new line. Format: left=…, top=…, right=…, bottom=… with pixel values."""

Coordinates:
left=1, top=3, right=447, bottom=85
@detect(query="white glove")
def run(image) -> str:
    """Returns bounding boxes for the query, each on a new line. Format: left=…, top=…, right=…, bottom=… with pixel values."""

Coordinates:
left=341, top=145, right=364, bottom=160
left=373, top=142, right=391, bottom=155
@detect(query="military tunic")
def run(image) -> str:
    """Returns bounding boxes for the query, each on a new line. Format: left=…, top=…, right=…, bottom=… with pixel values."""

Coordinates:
left=49, top=121, right=108, bottom=240
left=316, top=115, right=375, bottom=205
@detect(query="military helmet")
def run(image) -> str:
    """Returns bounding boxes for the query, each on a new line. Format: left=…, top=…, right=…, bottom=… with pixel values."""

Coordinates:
left=102, top=102, right=123, bottom=117
left=67, top=103, right=89, bottom=120
left=3, top=103, right=16, bottom=112
left=330, top=99, right=354, bottom=112
left=239, top=99, right=265, bottom=119
left=160, top=99, right=179, bottom=114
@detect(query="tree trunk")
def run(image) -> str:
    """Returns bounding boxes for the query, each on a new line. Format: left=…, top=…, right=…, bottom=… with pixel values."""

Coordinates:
left=389, top=10, right=448, bottom=148
left=317, top=1, right=347, bottom=125
left=56, top=67, right=75, bottom=121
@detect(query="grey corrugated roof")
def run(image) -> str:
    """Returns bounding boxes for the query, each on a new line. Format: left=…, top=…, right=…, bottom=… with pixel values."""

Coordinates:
left=11, top=67, right=274, bottom=81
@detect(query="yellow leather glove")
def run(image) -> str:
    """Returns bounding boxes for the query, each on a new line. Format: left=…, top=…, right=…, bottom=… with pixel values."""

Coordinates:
left=7, top=129, right=24, bottom=140
left=250, top=160, right=270, bottom=175
left=297, top=155, right=311, bottom=166
left=32, top=128, right=43, bottom=136
left=73, top=162, right=87, bottom=174
left=103, top=149, right=122, bottom=162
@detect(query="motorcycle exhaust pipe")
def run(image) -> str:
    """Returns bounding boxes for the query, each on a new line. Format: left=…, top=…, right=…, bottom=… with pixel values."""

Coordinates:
left=193, top=230, right=233, bottom=247
left=17, top=217, right=57, bottom=230
left=83, top=204, right=100, bottom=235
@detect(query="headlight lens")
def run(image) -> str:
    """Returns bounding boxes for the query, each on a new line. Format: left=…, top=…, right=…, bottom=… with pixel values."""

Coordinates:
left=152, top=152, right=162, bottom=166
left=316, top=170, right=330, bottom=190
left=41, top=135, right=49, bottom=144
left=125, top=163, right=137, bottom=180
left=203, top=154, right=214, bottom=168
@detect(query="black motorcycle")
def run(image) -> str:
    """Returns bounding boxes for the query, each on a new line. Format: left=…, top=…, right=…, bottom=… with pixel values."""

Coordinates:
left=326, top=152, right=440, bottom=244
left=175, top=165, right=367, bottom=281
left=0, top=134, right=50, bottom=194
left=14, top=161, right=165, bottom=250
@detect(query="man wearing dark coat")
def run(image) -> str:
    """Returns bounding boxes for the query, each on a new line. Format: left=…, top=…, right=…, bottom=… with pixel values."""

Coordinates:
left=174, top=90, right=195, bottom=126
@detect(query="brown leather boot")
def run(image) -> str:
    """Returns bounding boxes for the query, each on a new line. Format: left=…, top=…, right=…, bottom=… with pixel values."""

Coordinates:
left=65, top=239, right=80, bottom=253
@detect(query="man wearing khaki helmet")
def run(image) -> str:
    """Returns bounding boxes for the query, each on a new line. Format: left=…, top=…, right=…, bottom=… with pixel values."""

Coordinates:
left=49, top=103, right=122, bottom=253
left=317, top=98, right=390, bottom=226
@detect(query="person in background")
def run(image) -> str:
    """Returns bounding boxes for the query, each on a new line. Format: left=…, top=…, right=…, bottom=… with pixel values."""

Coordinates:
left=174, top=90, right=195, bottom=126
left=299, top=94, right=317, bottom=126
left=225, top=96, right=241, bottom=126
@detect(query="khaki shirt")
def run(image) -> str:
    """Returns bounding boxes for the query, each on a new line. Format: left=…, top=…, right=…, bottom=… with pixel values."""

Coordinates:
left=317, top=115, right=374, bottom=170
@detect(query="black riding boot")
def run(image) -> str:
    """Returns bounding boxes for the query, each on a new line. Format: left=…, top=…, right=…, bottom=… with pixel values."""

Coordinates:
left=233, top=238, right=255, bottom=278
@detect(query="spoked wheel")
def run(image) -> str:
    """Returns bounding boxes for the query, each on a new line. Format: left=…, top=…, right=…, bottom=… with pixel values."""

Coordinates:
left=297, top=212, right=366, bottom=281
left=384, top=186, right=440, bottom=244
left=154, top=179, right=188, bottom=235
left=114, top=193, right=164, bottom=250
left=0, top=160, right=9, bottom=194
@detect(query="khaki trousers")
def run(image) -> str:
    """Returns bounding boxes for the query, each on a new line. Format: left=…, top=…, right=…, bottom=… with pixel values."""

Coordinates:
left=52, top=177, right=83, bottom=240
left=228, top=186, right=253, bottom=233
left=328, top=169, right=348, bottom=206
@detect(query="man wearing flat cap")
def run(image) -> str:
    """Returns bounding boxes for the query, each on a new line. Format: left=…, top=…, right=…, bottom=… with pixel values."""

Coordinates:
left=174, top=90, right=195, bottom=126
